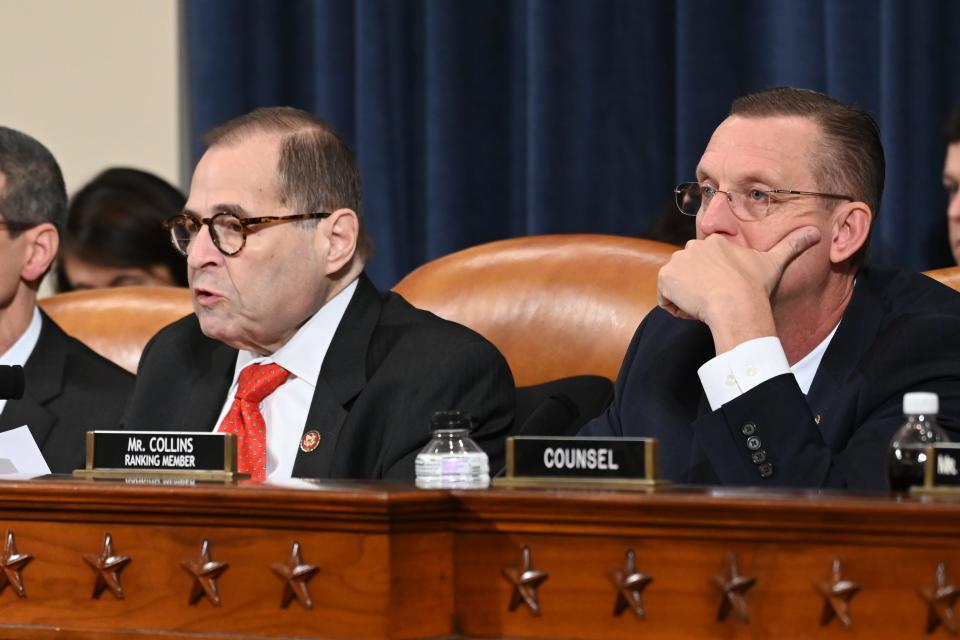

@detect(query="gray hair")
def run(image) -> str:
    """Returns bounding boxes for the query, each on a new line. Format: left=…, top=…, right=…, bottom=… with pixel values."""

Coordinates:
left=0, top=127, right=67, bottom=236
left=204, top=107, right=372, bottom=260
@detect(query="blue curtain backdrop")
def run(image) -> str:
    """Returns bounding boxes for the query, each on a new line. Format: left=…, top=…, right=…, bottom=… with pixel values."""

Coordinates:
left=185, top=0, right=960, bottom=288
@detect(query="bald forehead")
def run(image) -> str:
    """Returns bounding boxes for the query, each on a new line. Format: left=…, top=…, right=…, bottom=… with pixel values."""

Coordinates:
left=199, top=133, right=281, bottom=178
left=705, top=115, right=821, bottom=160
left=187, top=132, right=286, bottom=217
left=698, top=115, right=823, bottom=189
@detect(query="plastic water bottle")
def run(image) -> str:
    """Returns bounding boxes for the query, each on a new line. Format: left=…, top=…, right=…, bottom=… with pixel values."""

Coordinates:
left=415, top=411, right=490, bottom=489
left=887, top=392, right=949, bottom=492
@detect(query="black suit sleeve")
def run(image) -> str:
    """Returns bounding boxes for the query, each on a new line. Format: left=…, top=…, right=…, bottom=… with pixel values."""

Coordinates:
left=578, top=318, right=647, bottom=438
left=379, top=338, right=515, bottom=481
left=693, top=311, right=960, bottom=489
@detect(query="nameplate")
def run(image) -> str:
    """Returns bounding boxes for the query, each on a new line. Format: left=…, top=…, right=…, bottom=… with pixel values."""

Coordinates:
left=73, top=431, right=239, bottom=481
left=920, top=443, right=960, bottom=490
left=494, top=436, right=662, bottom=489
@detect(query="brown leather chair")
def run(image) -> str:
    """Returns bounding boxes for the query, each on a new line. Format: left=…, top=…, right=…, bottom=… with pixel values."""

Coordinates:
left=38, top=286, right=193, bottom=374
left=924, top=265, right=960, bottom=292
left=393, top=234, right=678, bottom=386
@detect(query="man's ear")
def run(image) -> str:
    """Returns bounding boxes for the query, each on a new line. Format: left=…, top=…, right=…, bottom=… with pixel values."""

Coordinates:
left=829, top=202, right=872, bottom=265
left=20, top=223, right=59, bottom=283
left=322, top=208, right=359, bottom=275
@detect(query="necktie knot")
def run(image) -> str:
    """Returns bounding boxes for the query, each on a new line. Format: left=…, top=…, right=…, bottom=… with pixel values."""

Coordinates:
left=234, top=363, right=290, bottom=404
left=219, top=362, right=290, bottom=482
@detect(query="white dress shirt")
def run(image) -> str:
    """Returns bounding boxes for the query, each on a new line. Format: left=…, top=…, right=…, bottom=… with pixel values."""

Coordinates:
left=697, top=322, right=840, bottom=411
left=0, top=308, right=41, bottom=415
left=214, top=279, right=358, bottom=481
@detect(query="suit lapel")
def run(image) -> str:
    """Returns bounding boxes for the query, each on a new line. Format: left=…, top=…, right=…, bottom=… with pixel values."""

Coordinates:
left=0, top=396, right=56, bottom=450
left=0, top=313, right=65, bottom=449
left=292, top=275, right=380, bottom=478
left=181, top=340, right=237, bottom=431
left=806, top=268, right=884, bottom=432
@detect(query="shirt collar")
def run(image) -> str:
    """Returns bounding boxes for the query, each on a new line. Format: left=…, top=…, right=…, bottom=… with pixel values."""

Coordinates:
left=790, top=277, right=855, bottom=395
left=0, top=307, right=42, bottom=367
left=791, top=321, right=840, bottom=395
left=232, top=278, right=359, bottom=387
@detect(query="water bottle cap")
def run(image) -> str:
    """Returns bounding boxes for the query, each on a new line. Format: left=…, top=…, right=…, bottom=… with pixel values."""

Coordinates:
left=431, top=410, right=472, bottom=429
left=903, top=391, right=938, bottom=415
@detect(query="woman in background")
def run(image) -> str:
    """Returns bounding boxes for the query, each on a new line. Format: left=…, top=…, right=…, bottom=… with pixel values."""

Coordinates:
left=57, top=167, right=187, bottom=291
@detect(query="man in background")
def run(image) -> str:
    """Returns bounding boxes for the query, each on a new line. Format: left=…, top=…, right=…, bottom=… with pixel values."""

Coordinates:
left=943, top=105, right=960, bottom=264
left=0, top=127, right=133, bottom=472
left=582, top=87, right=960, bottom=489
left=122, top=107, right=514, bottom=482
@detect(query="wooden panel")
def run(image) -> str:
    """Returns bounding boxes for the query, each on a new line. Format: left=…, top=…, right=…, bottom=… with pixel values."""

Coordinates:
left=453, top=532, right=960, bottom=639
left=449, top=489, right=960, bottom=638
left=0, top=479, right=453, bottom=640
left=0, top=523, right=386, bottom=637
left=1, top=479, right=960, bottom=638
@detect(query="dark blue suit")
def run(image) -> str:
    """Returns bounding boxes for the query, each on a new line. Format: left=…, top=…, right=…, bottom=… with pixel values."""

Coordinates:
left=0, top=312, right=133, bottom=473
left=581, top=267, right=960, bottom=489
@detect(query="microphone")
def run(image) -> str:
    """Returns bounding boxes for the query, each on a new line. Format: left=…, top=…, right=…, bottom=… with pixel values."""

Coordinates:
left=0, top=365, right=25, bottom=400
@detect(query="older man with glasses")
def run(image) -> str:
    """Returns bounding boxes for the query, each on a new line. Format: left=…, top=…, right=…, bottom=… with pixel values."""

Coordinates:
left=122, top=107, right=514, bottom=482
left=581, top=87, right=960, bottom=490
left=0, top=127, right=133, bottom=472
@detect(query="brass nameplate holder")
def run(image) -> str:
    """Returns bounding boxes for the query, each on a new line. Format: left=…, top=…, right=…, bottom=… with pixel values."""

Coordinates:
left=74, top=431, right=242, bottom=481
left=911, top=444, right=960, bottom=494
left=493, top=436, right=666, bottom=489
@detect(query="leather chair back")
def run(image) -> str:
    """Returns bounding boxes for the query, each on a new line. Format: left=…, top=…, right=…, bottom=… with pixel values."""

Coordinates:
left=393, top=234, right=677, bottom=386
left=924, top=265, right=960, bottom=292
left=39, top=286, right=193, bottom=374
left=36, top=260, right=955, bottom=383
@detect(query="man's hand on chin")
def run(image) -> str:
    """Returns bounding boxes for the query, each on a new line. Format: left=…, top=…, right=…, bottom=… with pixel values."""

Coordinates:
left=657, top=226, right=822, bottom=353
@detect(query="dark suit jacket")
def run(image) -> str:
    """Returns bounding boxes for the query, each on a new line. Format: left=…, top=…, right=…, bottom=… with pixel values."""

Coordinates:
left=0, top=311, right=134, bottom=473
left=121, top=274, right=515, bottom=481
left=581, top=267, right=960, bottom=490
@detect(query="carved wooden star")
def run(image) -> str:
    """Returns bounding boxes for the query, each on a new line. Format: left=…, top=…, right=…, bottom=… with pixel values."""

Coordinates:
left=502, top=545, right=549, bottom=616
left=83, top=533, right=131, bottom=600
left=271, top=542, right=318, bottom=609
left=181, top=539, right=229, bottom=606
left=610, top=548, right=653, bottom=618
left=0, top=530, right=32, bottom=598
left=816, top=557, right=860, bottom=627
left=920, top=562, right=960, bottom=634
left=711, top=552, right=756, bottom=622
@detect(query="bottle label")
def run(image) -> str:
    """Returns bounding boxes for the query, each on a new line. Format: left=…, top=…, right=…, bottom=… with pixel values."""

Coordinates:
left=415, top=452, right=490, bottom=489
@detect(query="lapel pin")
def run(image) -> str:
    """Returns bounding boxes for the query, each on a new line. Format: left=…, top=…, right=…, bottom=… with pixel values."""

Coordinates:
left=300, top=430, right=321, bottom=453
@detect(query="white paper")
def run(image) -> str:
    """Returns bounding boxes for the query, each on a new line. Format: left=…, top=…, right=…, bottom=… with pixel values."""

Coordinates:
left=0, top=426, right=51, bottom=477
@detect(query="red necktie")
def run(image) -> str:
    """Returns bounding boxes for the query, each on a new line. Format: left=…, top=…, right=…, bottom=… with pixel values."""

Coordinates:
left=218, top=363, right=290, bottom=481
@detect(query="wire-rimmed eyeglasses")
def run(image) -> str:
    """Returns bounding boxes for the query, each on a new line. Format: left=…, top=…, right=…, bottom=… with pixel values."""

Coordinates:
left=674, top=182, right=853, bottom=221
left=163, top=211, right=332, bottom=257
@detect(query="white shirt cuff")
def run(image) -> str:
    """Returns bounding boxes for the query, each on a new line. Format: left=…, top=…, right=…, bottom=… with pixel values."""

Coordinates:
left=697, top=336, right=791, bottom=411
